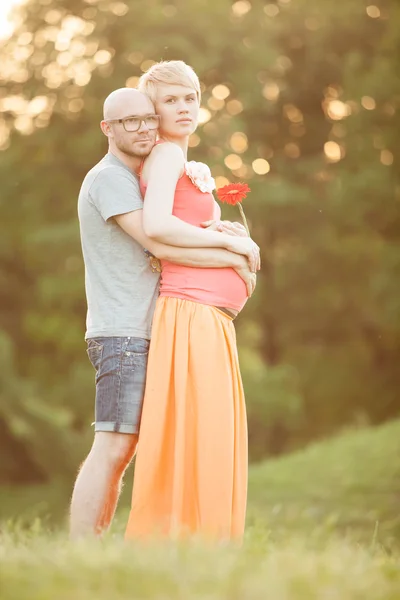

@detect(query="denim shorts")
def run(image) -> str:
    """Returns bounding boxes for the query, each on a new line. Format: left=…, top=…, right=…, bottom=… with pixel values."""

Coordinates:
left=86, top=336, right=150, bottom=434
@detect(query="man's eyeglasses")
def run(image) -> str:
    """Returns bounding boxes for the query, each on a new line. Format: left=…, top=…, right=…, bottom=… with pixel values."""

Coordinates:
left=106, top=114, right=160, bottom=132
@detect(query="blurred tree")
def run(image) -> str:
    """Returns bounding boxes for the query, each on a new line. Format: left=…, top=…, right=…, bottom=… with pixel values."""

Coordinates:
left=0, top=0, right=399, bottom=481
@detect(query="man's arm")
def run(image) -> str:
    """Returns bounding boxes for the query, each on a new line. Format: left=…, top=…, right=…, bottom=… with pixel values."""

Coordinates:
left=114, top=210, right=256, bottom=296
left=158, top=243, right=256, bottom=296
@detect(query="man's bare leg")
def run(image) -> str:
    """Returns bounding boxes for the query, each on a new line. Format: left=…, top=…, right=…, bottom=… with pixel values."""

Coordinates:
left=96, top=462, right=132, bottom=532
left=69, top=431, right=138, bottom=539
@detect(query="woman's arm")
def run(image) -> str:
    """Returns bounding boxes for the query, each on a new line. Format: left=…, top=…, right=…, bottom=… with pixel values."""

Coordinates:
left=115, top=210, right=255, bottom=295
left=142, top=143, right=260, bottom=271
left=115, top=210, right=241, bottom=267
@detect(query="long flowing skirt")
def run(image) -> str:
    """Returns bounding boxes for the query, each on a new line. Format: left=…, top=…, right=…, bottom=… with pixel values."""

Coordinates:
left=125, top=297, right=248, bottom=541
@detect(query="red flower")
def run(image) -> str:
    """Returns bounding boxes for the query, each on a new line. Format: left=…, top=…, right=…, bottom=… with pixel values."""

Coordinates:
left=216, top=182, right=251, bottom=206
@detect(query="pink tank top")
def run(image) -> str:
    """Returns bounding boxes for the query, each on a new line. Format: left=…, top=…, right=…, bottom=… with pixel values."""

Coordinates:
left=140, top=154, right=248, bottom=312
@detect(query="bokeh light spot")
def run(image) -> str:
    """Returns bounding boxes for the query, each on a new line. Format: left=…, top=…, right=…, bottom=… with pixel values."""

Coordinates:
left=230, top=132, right=248, bottom=153
left=198, top=108, right=212, bottom=124
left=94, top=50, right=113, bottom=65
left=126, top=76, right=139, bottom=88
left=226, top=99, right=243, bottom=115
left=285, top=142, right=301, bottom=158
left=366, top=5, right=380, bottom=18
left=252, top=158, right=270, bottom=174
left=212, top=85, right=230, bottom=100
left=225, top=154, right=243, bottom=170
left=215, top=176, right=230, bottom=188
left=324, top=141, right=343, bottom=162
left=110, top=2, right=129, bottom=16
left=262, top=82, right=280, bottom=102
left=326, top=100, right=351, bottom=120
left=361, top=96, right=376, bottom=110
left=232, top=1, right=252, bottom=17
left=264, top=4, right=279, bottom=17
left=188, top=133, right=201, bottom=148
left=141, top=59, right=156, bottom=72
left=207, top=97, right=225, bottom=111
left=380, top=150, right=393, bottom=166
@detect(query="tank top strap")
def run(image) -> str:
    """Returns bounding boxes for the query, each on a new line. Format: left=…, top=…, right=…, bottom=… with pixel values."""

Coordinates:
left=138, top=157, right=145, bottom=176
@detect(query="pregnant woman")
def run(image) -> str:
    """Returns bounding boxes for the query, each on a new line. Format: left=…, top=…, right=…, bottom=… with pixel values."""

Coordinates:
left=125, top=61, right=259, bottom=541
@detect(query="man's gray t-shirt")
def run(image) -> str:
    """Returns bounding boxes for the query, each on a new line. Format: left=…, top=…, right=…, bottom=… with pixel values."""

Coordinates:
left=78, top=152, right=159, bottom=340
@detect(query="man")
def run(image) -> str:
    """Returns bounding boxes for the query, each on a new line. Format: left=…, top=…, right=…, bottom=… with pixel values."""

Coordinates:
left=70, top=87, right=256, bottom=538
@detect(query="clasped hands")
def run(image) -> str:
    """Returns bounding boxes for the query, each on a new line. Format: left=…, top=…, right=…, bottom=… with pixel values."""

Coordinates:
left=201, top=219, right=260, bottom=297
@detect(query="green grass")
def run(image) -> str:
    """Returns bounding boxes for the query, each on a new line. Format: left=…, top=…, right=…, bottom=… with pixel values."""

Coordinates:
left=1, top=531, right=400, bottom=600
left=1, top=420, right=400, bottom=599
left=247, top=419, right=400, bottom=549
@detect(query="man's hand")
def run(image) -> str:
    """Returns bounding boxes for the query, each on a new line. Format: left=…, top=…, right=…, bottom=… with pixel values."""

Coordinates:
left=226, top=236, right=260, bottom=273
left=201, top=219, right=260, bottom=271
left=234, top=256, right=257, bottom=297
left=201, top=220, right=248, bottom=237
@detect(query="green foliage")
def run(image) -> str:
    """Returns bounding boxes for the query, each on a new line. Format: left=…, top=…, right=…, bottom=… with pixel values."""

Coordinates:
left=241, top=348, right=304, bottom=458
left=0, top=0, right=400, bottom=481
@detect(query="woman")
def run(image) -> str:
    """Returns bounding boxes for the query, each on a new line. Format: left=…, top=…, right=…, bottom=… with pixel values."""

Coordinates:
left=125, top=61, right=259, bottom=541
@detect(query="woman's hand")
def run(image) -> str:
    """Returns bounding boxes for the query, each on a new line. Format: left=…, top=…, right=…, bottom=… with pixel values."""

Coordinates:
left=201, top=219, right=259, bottom=271
left=201, top=220, right=248, bottom=237
left=200, top=219, right=260, bottom=271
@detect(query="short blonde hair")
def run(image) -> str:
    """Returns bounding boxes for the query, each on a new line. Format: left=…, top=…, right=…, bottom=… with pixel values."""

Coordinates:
left=138, top=60, right=201, bottom=104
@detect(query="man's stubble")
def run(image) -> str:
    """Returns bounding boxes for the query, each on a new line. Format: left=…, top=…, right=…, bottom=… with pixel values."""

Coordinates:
left=115, top=133, right=156, bottom=160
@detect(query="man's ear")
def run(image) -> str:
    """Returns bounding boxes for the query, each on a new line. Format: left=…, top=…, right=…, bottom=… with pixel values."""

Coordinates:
left=100, top=120, right=112, bottom=137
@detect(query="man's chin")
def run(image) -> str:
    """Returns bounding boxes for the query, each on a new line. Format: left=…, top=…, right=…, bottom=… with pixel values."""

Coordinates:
left=122, top=144, right=153, bottom=158
left=133, top=141, right=154, bottom=156
left=135, top=148, right=153, bottom=157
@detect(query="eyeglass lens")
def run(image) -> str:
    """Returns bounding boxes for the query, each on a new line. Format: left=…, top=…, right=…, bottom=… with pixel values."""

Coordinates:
left=124, top=116, right=159, bottom=131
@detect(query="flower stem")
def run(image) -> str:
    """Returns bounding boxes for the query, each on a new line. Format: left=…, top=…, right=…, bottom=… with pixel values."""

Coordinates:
left=238, top=203, right=250, bottom=236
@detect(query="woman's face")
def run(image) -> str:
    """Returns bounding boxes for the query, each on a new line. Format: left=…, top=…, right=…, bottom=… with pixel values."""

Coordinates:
left=154, top=84, right=199, bottom=139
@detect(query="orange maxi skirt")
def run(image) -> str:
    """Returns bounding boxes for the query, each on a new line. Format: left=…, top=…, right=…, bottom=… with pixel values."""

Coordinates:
left=125, top=296, right=248, bottom=541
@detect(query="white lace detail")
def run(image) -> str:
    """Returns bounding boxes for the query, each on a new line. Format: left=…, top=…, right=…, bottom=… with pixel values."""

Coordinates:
left=184, top=161, right=216, bottom=193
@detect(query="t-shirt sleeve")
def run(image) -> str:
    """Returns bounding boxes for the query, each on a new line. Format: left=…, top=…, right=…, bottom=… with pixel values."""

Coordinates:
left=89, top=167, right=143, bottom=221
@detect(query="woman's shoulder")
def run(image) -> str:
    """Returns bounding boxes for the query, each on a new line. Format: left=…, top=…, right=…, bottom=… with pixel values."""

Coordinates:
left=150, top=141, right=185, bottom=163
left=141, top=141, right=185, bottom=182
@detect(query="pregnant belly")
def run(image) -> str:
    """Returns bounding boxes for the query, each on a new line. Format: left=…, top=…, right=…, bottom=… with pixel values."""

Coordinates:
left=159, top=263, right=248, bottom=313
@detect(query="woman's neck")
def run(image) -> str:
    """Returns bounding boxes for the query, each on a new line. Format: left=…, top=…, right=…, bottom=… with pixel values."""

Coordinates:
left=159, top=135, right=189, bottom=160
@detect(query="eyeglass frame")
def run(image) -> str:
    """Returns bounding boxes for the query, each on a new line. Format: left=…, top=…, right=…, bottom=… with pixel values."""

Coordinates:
left=106, top=114, right=161, bottom=132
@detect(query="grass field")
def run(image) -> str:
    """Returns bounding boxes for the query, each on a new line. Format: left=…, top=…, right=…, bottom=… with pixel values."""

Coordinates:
left=1, top=420, right=400, bottom=599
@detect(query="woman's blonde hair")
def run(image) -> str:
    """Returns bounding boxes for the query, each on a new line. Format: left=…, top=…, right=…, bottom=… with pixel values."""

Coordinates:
left=138, top=60, right=201, bottom=104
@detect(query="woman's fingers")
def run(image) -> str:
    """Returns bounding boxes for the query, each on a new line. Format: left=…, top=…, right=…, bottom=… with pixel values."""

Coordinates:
left=220, top=221, right=248, bottom=237
left=229, top=222, right=248, bottom=237
left=200, top=219, right=220, bottom=231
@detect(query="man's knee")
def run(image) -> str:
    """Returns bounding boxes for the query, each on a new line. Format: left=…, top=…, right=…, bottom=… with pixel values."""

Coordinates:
left=91, top=432, right=138, bottom=471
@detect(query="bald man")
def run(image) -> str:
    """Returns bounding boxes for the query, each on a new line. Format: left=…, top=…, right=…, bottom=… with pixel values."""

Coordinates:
left=70, top=88, right=254, bottom=538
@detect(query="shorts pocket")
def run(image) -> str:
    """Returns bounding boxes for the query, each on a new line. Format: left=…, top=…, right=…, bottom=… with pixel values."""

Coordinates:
left=87, top=339, right=104, bottom=371
left=123, top=337, right=150, bottom=356
left=122, top=337, right=149, bottom=368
